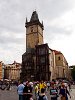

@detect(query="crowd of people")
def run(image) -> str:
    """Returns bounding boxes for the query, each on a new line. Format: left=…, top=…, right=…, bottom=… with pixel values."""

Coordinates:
left=17, top=80, right=72, bottom=100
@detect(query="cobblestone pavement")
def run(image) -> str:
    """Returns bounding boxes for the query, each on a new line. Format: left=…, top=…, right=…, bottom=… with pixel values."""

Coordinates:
left=0, top=85, right=75, bottom=100
left=0, top=86, right=18, bottom=100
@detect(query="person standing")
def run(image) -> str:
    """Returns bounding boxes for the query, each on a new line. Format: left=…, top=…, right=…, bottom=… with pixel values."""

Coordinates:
left=23, top=81, right=33, bottom=100
left=17, top=81, right=25, bottom=100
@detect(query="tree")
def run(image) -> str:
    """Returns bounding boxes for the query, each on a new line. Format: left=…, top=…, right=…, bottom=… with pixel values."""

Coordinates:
left=71, top=66, right=75, bottom=81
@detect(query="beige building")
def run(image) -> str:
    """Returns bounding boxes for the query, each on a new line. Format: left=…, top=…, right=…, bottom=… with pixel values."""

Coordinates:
left=48, top=49, right=70, bottom=81
left=53, top=50, right=69, bottom=79
left=4, top=61, right=21, bottom=81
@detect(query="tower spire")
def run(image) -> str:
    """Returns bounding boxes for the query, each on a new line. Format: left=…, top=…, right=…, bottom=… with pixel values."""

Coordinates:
left=26, top=17, right=28, bottom=23
left=30, top=11, right=39, bottom=22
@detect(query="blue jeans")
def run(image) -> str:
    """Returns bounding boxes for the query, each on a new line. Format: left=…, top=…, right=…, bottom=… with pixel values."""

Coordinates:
left=19, top=95, right=23, bottom=100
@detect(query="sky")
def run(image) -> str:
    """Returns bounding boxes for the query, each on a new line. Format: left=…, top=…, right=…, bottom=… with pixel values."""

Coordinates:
left=0, top=0, right=75, bottom=66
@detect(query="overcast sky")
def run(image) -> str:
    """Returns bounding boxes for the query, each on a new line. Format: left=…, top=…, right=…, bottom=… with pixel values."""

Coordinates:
left=0, top=0, right=75, bottom=65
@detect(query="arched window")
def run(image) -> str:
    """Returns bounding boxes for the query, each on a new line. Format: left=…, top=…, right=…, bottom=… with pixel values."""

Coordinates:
left=58, top=56, right=61, bottom=60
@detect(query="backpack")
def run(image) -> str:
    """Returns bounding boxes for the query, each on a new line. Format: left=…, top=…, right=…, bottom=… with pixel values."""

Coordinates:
left=38, top=95, right=45, bottom=100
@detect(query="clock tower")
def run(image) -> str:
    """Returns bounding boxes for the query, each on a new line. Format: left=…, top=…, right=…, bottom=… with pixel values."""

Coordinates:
left=25, top=11, right=44, bottom=52
left=21, top=11, right=45, bottom=81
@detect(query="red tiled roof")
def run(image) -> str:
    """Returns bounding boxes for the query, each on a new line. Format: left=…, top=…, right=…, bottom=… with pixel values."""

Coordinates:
left=52, top=50, right=62, bottom=54
left=49, top=48, right=62, bottom=54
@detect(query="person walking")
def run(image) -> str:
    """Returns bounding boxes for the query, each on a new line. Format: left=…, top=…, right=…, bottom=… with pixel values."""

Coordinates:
left=50, top=82, right=58, bottom=100
left=59, top=84, right=71, bottom=100
left=17, top=81, right=25, bottom=100
left=35, top=83, right=39, bottom=99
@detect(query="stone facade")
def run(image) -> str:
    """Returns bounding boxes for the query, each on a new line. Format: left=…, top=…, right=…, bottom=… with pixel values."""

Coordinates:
left=35, top=44, right=51, bottom=81
left=49, top=49, right=56, bottom=81
left=21, top=52, right=35, bottom=81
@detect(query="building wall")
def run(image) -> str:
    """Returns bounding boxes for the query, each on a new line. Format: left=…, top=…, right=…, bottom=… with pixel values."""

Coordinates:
left=55, top=54, right=63, bottom=66
left=21, top=52, right=35, bottom=81
left=49, top=51, right=53, bottom=81
left=55, top=53, right=69, bottom=79
left=36, top=44, right=50, bottom=81
left=51, top=51, right=57, bottom=80
left=0, top=61, right=2, bottom=80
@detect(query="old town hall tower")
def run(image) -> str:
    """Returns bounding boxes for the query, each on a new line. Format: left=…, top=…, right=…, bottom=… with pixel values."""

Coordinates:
left=21, top=11, right=45, bottom=81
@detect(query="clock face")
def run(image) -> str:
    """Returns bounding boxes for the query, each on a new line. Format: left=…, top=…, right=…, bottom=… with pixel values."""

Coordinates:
left=30, top=25, right=37, bottom=32
left=26, top=25, right=43, bottom=34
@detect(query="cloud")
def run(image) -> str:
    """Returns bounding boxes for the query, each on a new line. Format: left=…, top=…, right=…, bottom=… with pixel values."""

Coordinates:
left=0, top=32, right=25, bottom=44
left=44, top=7, right=75, bottom=44
left=0, top=0, right=74, bottom=33
left=48, top=33, right=75, bottom=66
left=37, top=0, right=75, bottom=21
left=0, top=41, right=25, bottom=64
left=0, top=0, right=75, bottom=65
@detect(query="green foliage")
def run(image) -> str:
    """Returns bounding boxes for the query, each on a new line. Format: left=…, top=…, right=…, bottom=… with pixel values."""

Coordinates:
left=71, top=66, right=75, bottom=81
